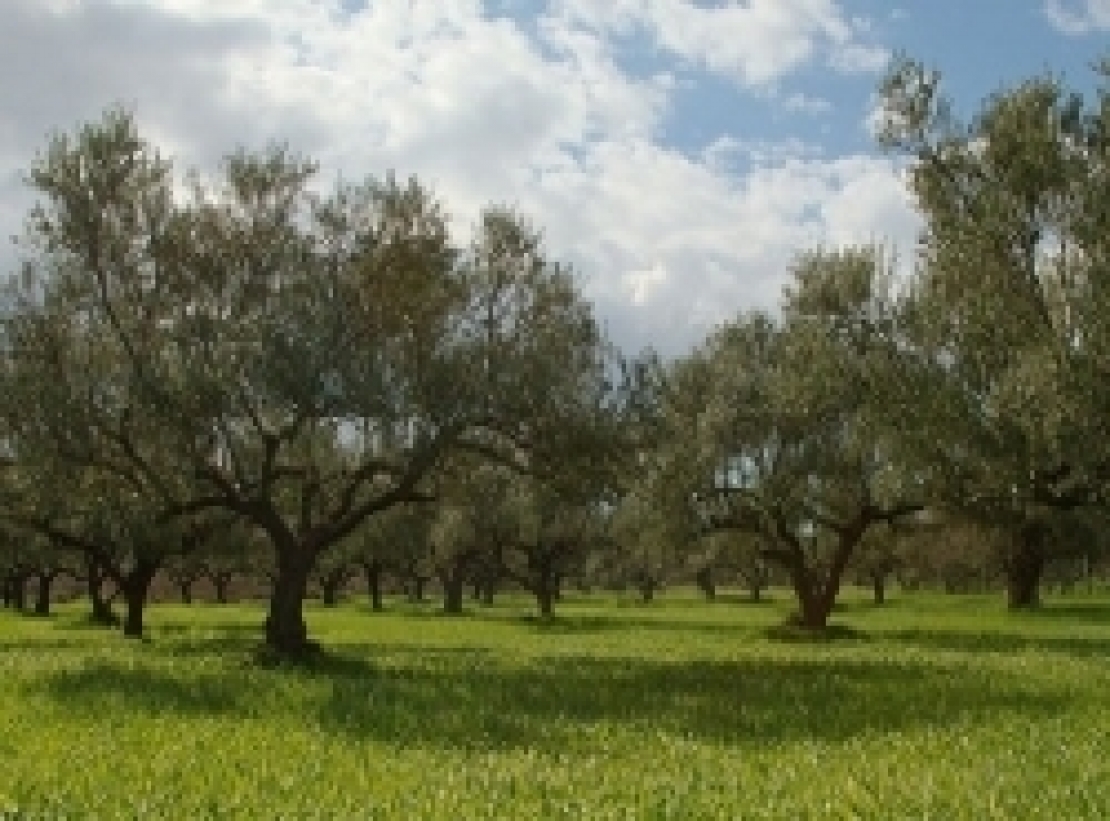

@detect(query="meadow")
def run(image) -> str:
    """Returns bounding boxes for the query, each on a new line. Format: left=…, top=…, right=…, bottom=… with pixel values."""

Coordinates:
left=2, top=590, right=1109, bottom=819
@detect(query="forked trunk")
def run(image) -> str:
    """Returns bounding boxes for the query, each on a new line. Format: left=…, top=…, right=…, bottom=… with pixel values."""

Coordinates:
left=785, top=536, right=857, bottom=631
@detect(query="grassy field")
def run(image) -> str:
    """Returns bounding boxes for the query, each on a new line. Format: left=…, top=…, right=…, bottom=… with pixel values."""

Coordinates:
left=2, top=590, right=1109, bottom=819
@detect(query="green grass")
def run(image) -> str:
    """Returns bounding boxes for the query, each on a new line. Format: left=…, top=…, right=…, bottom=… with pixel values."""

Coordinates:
left=2, top=590, right=1109, bottom=818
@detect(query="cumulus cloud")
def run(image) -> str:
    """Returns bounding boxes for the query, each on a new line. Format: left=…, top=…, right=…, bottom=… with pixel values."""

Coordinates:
left=547, top=0, right=889, bottom=89
left=0, top=0, right=918, bottom=357
left=1044, top=0, right=1110, bottom=33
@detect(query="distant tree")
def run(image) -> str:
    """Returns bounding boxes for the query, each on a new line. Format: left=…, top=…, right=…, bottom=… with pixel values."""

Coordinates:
left=680, top=248, right=923, bottom=629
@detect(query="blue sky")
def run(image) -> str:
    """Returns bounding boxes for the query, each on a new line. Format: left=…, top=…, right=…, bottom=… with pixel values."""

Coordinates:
left=1, top=0, right=1107, bottom=355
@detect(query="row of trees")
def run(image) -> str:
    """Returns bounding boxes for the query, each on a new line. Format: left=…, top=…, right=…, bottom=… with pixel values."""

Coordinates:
left=2, top=54, right=1109, bottom=653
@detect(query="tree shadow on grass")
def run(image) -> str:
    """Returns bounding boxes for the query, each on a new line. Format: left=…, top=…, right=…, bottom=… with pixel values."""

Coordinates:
left=1024, top=599, right=1110, bottom=622
left=33, top=646, right=1079, bottom=753
left=446, top=609, right=779, bottom=639
left=38, top=662, right=256, bottom=717
left=879, top=628, right=1110, bottom=658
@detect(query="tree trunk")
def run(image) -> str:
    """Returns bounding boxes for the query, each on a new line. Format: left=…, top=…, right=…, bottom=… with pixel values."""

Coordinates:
left=442, top=572, right=465, bottom=615
left=121, top=561, right=160, bottom=639
left=34, top=573, right=55, bottom=616
left=321, top=570, right=346, bottom=607
left=871, top=572, right=886, bottom=606
left=1006, top=523, right=1045, bottom=610
left=212, top=574, right=231, bottom=604
left=10, top=573, right=28, bottom=611
left=536, top=585, right=555, bottom=619
left=638, top=576, right=656, bottom=604
left=264, top=544, right=316, bottom=657
left=695, top=566, right=716, bottom=600
left=790, top=568, right=833, bottom=630
left=364, top=562, right=383, bottom=612
left=85, top=556, right=118, bottom=626
left=178, top=580, right=194, bottom=605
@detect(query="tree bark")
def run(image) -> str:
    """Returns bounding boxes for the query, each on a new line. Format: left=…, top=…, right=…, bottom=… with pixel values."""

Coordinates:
left=177, top=580, right=194, bottom=604
left=85, top=555, right=118, bottom=626
left=320, top=569, right=347, bottom=607
left=441, top=571, right=465, bottom=615
left=407, top=575, right=427, bottom=603
left=34, top=572, right=55, bottom=616
left=537, top=585, right=555, bottom=619
left=695, top=566, right=716, bottom=600
left=10, top=573, right=28, bottom=611
left=784, top=537, right=857, bottom=630
left=871, top=572, right=886, bottom=605
left=363, top=562, right=384, bottom=612
left=264, top=543, right=316, bottom=656
left=121, top=561, right=160, bottom=639
left=212, top=573, right=231, bottom=604
left=1006, top=523, right=1045, bottom=610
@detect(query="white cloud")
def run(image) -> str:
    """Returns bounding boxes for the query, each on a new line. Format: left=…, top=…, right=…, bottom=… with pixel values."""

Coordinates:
left=523, top=140, right=919, bottom=353
left=548, top=0, right=889, bottom=89
left=0, top=0, right=917, bottom=357
left=1044, top=0, right=1110, bottom=33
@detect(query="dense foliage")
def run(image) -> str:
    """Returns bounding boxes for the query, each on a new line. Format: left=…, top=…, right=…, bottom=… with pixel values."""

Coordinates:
left=2, top=55, right=1109, bottom=650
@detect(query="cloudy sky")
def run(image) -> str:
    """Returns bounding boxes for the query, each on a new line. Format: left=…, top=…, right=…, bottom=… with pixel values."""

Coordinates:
left=2, top=0, right=1108, bottom=355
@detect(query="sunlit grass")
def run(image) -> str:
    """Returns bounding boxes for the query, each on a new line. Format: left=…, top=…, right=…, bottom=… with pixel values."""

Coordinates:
left=2, top=590, right=1109, bottom=818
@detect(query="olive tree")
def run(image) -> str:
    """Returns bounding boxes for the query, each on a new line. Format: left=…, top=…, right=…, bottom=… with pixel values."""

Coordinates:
left=682, top=247, right=923, bottom=629
left=877, top=56, right=1110, bottom=607
left=5, top=109, right=614, bottom=656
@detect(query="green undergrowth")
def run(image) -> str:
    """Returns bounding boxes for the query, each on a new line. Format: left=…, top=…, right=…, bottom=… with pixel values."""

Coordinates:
left=2, top=590, right=1109, bottom=818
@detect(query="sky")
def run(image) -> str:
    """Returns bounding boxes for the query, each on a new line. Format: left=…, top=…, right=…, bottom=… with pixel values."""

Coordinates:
left=1, top=0, right=1108, bottom=356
